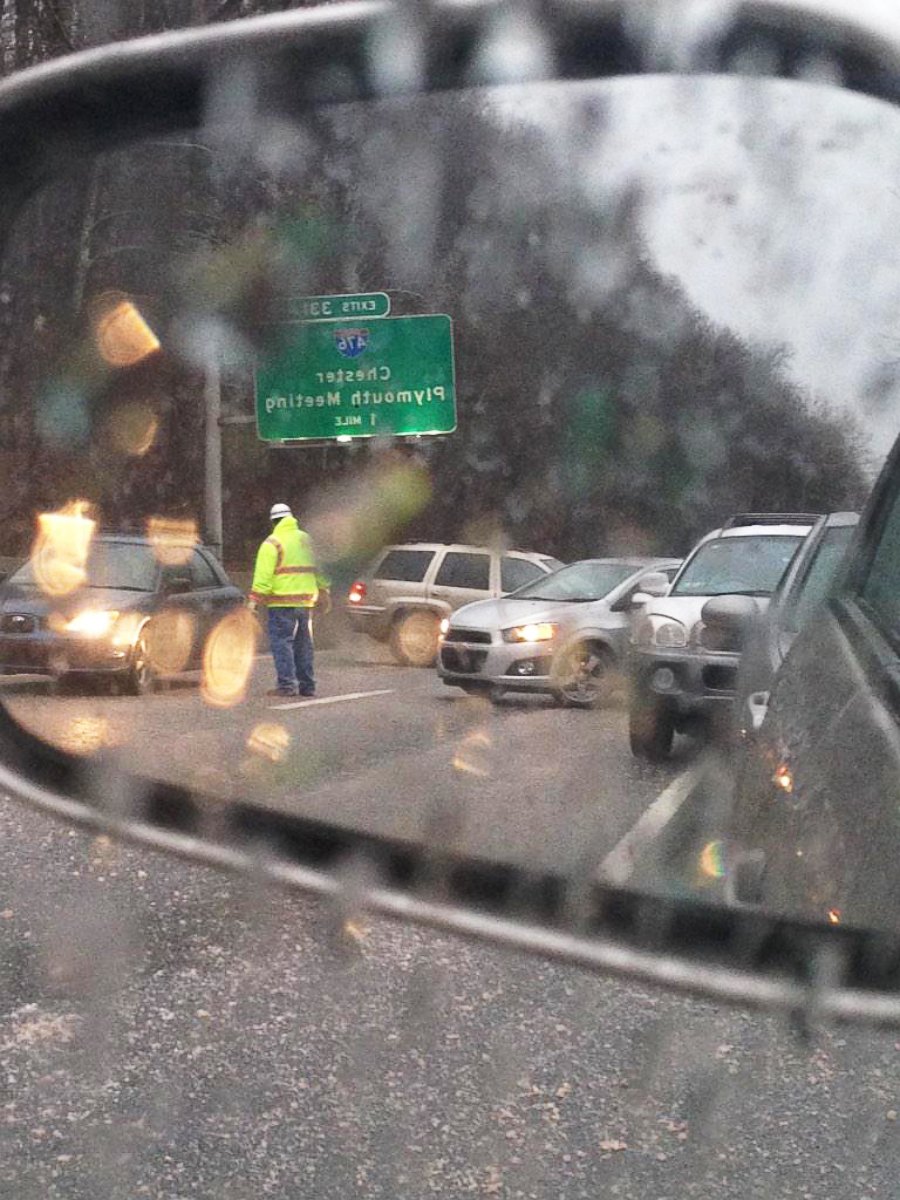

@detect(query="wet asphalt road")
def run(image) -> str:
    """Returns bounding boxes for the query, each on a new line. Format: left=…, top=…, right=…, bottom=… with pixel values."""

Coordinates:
left=0, top=639, right=691, bottom=876
left=0, top=643, right=899, bottom=1197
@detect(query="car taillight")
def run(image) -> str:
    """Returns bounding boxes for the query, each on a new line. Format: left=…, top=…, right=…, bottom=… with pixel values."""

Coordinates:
left=348, top=581, right=366, bottom=604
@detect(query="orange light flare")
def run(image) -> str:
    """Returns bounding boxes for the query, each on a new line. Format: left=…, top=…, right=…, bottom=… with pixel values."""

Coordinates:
left=91, top=295, right=161, bottom=368
left=56, top=715, right=116, bottom=757
left=201, top=607, right=258, bottom=709
left=773, top=763, right=794, bottom=794
left=30, top=500, right=96, bottom=597
left=246, top=722, right=291, bottom=764
left=452, top=729, right=492, bottom=778
left=146, top=516, right=199, bottom=566
left=143, top=610, right=196, bottom=675
left=107, top=401, right=159, bottom=457
left=827, top=908, right=841, bottom=925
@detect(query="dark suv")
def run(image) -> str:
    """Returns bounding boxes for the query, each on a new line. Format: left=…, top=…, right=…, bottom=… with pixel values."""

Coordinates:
left=731, top=512, right=859, bottom=745
left=726, top=436, right=900, bottom=929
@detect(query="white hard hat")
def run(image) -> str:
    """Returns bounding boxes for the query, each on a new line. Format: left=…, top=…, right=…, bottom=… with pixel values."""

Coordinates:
left=269, top=502, right=292, bottom=521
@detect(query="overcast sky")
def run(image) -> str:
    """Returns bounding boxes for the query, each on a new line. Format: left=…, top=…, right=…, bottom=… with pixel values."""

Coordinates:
left=611, top=73, right=900, bottom=463
left=641, top=0, right=900, bottom=463
left=500, top=0, right=900, bottom=465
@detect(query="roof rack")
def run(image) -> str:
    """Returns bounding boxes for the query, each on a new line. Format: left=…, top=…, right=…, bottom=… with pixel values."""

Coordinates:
left=722, top=512, right=822, bottom=529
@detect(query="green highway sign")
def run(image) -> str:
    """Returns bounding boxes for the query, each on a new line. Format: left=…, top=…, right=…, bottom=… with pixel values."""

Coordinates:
left=286, top=292, right=391, bottom=321
left=255, top=314, right=456, bottom=442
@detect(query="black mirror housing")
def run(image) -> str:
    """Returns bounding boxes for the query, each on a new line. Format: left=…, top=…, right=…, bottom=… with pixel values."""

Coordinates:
left=1, top=1, right=900, bottom=1029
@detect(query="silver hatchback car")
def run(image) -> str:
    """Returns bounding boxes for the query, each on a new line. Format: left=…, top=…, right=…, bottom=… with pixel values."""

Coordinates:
left=438, top=558, right=681, bottom=707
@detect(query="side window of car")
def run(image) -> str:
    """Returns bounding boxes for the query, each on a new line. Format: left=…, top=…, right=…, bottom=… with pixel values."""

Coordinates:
left=375, top=549, right=434, bottom=583
left=434, top=552, right=491, bottom=591
left=501, top=556, right=543, bottom=593
left=859, top=491, right=900, bottom=641
left=190, top=550, right=219, bottom=590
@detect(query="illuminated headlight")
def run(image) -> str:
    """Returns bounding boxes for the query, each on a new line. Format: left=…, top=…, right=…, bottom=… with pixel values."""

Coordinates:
left=439, top=618, right=450, bottom=638
left=64, top=609, right=119, bottom=637
left=502, top=622, right=556, bottom=644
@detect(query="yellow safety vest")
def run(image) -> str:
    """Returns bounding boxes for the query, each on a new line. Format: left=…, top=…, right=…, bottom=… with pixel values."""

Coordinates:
left=249, top=517, right=329, bottom=608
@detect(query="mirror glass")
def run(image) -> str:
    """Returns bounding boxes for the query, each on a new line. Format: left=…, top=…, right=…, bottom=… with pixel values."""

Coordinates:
left=2, top=66, right=898, bottom=931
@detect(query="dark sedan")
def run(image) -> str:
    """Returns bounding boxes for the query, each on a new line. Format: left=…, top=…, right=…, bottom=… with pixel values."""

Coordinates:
left=0, top=535, right=243, bottom=693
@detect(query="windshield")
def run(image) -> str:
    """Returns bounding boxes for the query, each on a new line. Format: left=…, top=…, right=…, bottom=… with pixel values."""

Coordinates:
left=511, top=561, right=638, bottom=601
left=9, top=541, right=158, bottom=591
left=671, top=536, right=804, bottom=597
left=783, top=524, right=856, bottom=632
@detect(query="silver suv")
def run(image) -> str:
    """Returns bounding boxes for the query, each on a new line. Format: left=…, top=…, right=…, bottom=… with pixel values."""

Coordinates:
left=346, top=543, right=562, bottom=666
left=628, top=514, right=818, bottom=759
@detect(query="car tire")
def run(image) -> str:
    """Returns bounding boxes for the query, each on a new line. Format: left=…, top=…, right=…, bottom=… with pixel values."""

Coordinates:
left=628, top=695, right=674, bottom=760
left=389, top=610, right=440, bottom=667
left=553, top=641, right=613, bottom=709
left=122, top=627, right=155, bottom=696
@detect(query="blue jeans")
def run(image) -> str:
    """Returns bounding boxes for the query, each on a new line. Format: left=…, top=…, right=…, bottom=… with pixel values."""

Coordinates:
left=267, top=607, right=315, bottom=695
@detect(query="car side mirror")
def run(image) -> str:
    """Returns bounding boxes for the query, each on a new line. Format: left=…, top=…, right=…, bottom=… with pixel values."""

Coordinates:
left=164, top=574, right=192, bottom=595
left=700, top=594, right=760, bottom=648
left=611, top=591, right=648, bottom=612
left=636, top=572, right=670, bottom=599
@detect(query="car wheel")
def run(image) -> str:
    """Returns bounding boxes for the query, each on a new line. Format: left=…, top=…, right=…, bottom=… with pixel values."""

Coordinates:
left=553, top=642, right=613, bottom=709
left=389, top=610, right=440, bottom=667
left=122, top=627, right=155, bottom=696
left=629, top=695, right=674, bottom=760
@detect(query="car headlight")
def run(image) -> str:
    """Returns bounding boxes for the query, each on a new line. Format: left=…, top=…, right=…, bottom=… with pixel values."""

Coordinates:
left=64, top=609, right=119, bottom=637
left=632, top=616, right=687, bottom=648
left=653, top=619, right=687, bottom=648
left=502, top=622, right=556, bottom=644
left=439, top=618, right=449, bottom=638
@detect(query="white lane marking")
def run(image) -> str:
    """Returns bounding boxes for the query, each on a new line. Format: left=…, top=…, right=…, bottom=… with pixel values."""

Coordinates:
left=597, top=766, right=702, bottom=886
left=269, top=688, right=395, bottom=711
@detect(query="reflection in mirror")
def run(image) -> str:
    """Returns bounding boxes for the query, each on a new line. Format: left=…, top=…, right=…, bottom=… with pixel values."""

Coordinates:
left=1, top=74, right=898, bottom=933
